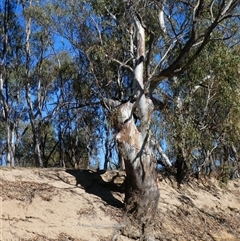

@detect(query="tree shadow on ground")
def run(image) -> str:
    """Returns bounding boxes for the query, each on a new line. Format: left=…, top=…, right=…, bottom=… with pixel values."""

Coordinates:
left=66, top=169, right=125, bottom=208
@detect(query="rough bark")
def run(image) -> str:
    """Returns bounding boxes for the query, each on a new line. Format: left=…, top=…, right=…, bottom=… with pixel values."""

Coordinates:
left=100, top=0, right=239, bottom=239
left=113, top=9, right=160, bottom=240
left=115, top=101, right=159, bottom=240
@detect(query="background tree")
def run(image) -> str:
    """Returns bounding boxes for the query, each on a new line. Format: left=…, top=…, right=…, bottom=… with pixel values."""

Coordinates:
left=163, top=42, right=240, bottom=183
left=0, top=0, right=97, bottom=167
left=0, top=0, right=28, bottom=166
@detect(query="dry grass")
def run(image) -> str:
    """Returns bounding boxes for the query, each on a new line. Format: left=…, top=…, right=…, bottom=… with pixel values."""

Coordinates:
left=19, top=233, right=87, bottom=241
left=1, top=180, right=57, bottom=202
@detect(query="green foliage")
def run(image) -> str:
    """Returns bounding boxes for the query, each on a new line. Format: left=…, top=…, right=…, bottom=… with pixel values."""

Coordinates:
left=0, top=0, right=239, bottom=176
left=162, top=41, right=240, bottom=182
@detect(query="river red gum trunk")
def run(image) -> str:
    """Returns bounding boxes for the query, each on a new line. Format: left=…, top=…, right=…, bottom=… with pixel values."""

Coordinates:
left=115, top=100, right=159, bottom=240
left=113, top=8, right=160, bottom=241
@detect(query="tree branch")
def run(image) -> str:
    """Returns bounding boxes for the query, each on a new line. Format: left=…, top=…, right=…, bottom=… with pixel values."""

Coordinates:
left=105, top=53, right=134, bottom=72
left=150, top=95, right=166, bottom=111
left=151, top=138, right=172, bottom=167
left=148, top=0, right=239, bottom=91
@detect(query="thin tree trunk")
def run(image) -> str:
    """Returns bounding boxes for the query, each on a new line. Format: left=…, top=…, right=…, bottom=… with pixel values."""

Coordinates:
left=23, top=0, right=43, bottom=167
left=175, top=147, right=188, bottom=184
left=6, top=121, right=15, bottom=167
left=1, top=0, right=16, bottom=167
left=34, top=134, right=43, bottom=167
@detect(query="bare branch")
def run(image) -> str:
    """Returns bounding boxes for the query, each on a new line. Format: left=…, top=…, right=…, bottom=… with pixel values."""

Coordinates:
left=105, top=54, right=134, bottom=72
left=104, top=7, right=118, bottom=22
left=193, top=0, right=202, bottom=22
left=210, top=0, right=216, bottom=22
left=222, top=0, right=235, bottom=16
left=151, top=138, right=172, bottom=167
left=90, top=16, right=103, bottom=45
left=149, top=38, right=179, bottom=79
left=158, top=0, right=167, bottom=34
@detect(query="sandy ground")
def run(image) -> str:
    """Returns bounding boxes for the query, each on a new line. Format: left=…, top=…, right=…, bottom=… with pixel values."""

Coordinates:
left=0, top=167, right=240, bottom=241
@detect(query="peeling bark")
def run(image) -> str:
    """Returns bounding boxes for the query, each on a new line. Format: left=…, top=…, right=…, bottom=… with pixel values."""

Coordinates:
left=115, top=101, right=159, bottom=240
left=106, top=0, right=238, bottom=238
left=113, top=9, right=160, bottom=240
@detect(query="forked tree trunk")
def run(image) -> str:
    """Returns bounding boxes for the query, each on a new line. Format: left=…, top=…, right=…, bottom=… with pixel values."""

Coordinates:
left=116, top=102, right=159, bottom=240
left=114, top=11, right=160, bottom=241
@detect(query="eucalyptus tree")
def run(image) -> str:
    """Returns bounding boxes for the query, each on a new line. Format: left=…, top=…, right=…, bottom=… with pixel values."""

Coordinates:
left=0, top=0, right=28, bottom=166
left=49, top=48, right=102, bottom=168
left=15, top=121, right=59, bottom=167
left=20, top=0, right=72, bottom=167
left=163, top=42, right=240, bottom=182
left=22, top=0, right=47, bottom=166
left=194, top=43, right=240, bottom=181
left=49, top=0, right=239, bottom=239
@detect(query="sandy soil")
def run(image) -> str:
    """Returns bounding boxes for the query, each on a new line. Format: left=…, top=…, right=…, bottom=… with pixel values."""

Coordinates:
left=0, top=167, right=240, bottom=241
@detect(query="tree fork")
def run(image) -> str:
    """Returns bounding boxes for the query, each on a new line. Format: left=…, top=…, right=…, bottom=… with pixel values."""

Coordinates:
left=110, top=7, right=161, bottom=240
left=115, top=99, right=159, bottom=240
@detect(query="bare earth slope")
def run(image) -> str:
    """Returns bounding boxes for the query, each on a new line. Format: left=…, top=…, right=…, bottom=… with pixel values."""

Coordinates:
left=0, top=168, right=239, bottom=241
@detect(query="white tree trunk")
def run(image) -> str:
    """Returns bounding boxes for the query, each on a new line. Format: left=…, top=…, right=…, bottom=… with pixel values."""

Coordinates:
left=23, top=0, right=43, bottom=167
left=6, top=121, right=15, bottom=167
